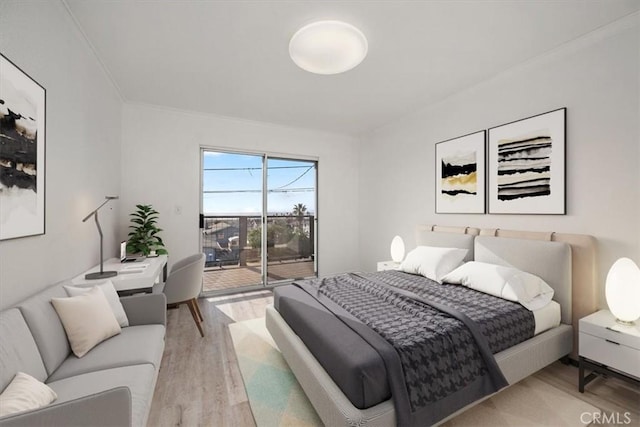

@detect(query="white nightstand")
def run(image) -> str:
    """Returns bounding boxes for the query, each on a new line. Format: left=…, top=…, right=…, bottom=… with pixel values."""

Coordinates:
left=377, top=261, right=401, bottom=272
left=578, top=309, right=640, bottom=392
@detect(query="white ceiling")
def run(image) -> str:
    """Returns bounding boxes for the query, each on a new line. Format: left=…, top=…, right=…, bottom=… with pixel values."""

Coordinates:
left=65, top=0, right=639, bottom=136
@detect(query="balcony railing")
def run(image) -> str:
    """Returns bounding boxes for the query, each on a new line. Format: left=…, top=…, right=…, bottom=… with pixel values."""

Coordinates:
left=201, top=214, right=316, bottom=293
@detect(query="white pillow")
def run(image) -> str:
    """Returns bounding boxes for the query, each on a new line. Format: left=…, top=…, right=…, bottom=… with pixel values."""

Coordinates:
left=64, top=281, right=129, bottom=327
left=51, top=286, right=121, bottom=358
left=399, top=246, right=468, bottom=283
left=441, top=261, right=555, bottom=310
left=0, top=372, right=57, bottom=417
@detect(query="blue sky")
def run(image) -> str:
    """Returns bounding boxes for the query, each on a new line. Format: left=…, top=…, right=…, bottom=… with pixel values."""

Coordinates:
left=202, top=152, right=316, bottom=215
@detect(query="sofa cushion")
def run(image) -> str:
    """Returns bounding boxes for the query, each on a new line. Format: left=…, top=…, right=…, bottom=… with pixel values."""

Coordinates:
left=47, top=364, right=156, bottom=427
left=64, top=281, right=129, bottom=327
left=0, top=372, right=57, bottom=417
left=17, top=284, right=71, bottom=375
left=0, top=309, right=48, bottom=392
left=51, top=286, right=122, bottom=358
left=47, top=324, right=165, bottom=382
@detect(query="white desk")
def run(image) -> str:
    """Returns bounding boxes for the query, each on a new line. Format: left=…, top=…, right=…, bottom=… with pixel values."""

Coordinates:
left=72, top=255, right=168, bottom=296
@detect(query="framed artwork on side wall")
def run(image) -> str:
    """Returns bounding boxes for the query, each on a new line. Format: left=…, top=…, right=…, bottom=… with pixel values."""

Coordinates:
left=488, top=108, right=566, bottom=215
left=0, top=53, right=46, bottom=240
left=435, top=130, right=486, bottom=214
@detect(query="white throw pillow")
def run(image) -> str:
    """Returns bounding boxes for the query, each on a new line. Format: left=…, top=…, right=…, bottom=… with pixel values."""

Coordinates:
left=64, top=281, right=129, bottom=327
left=0, top=372, right=57, bottom=417
left=51, top=286, right=121, bottom=358
left=399, top=246, right=468, bottom=283
left=441, top=261, right=555, bottom=310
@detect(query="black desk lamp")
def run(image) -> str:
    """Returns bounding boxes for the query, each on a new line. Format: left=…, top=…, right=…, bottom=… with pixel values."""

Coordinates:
left=83, top=196, right=119, bottom=280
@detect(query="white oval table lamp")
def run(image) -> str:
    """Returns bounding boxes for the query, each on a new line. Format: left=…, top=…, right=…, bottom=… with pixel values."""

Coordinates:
left=390, top=235, right=405, bottom=264
left=605, top=257, right=640, bottom=326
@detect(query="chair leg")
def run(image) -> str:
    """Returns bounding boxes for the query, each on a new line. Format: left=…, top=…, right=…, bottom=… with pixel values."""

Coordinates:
left=193, top=298, right=204, bottom=322
left=186, top=298, right=205, bottom=337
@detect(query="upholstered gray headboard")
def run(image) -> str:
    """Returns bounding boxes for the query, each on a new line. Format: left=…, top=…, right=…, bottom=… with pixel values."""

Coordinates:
left=474, top=236, right=572, bottom=325
left=415, top=231, right=475, bottom=262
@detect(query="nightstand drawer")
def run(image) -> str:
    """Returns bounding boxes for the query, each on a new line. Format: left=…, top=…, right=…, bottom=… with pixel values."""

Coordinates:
left=377, top=261, right=401, bottom=271
left=579, top=332, right=640, bottom=378
left=579, top=318, right=640, bottom=350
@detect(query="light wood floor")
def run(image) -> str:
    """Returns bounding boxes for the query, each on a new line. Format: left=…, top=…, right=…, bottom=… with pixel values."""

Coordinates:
left=148, top=291, right=640, bottom=426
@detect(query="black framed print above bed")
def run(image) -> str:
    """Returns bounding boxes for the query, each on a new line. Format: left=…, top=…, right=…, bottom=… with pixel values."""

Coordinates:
left=435, top=130, right=486, bottom=214
left=0, top=53, right=46, bottom=240
left=488, top=108, right=566, bottom=215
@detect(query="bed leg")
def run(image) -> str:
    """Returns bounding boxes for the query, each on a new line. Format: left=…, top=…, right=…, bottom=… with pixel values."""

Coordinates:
left=560, top=356, right=576, bottom=366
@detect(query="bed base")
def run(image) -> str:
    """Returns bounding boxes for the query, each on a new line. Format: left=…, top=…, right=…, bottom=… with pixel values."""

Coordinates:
left=266, top=305, right=572, bottom=427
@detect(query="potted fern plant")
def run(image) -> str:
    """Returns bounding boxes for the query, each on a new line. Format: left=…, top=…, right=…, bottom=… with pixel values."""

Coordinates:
left=127, top=204, right=168, bottom=256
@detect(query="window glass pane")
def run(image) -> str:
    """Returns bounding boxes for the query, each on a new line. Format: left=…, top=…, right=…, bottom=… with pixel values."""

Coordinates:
left=266, top=158, right=317, bottom=284
left=202, top=151, right=263, bottom=291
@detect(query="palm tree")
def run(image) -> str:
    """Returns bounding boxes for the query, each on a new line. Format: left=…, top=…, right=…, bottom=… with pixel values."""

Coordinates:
left=292, top=203, right=307, bottom=234
left=293, top=203, right=307, bottom=217
left=291, top=203, right=310, bottom=257
left=293, top=203, right=307, bottom=235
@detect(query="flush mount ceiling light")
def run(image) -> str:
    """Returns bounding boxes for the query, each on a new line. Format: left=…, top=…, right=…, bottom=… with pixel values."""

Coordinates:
left=289, top=20, right=368, bottom=75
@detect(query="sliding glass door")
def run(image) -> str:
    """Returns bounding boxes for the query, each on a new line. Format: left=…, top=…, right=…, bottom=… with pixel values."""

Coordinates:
left=200, top=149, right=317, bottom=294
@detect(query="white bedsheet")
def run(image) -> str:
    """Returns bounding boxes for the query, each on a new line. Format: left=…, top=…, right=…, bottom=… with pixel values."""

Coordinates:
left=533, top=300, right=561, bottom=335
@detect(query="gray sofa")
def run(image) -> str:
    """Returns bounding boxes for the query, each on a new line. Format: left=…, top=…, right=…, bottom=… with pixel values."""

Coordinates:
left=0, top=282, right=166, bottom=427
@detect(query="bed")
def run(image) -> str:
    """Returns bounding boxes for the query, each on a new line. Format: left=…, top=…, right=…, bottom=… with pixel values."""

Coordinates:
left=266, top=226, right=597, bottom=426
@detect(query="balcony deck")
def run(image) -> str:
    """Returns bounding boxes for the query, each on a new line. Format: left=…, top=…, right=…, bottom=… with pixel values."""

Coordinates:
left=202, top=259, right=315, bottom=293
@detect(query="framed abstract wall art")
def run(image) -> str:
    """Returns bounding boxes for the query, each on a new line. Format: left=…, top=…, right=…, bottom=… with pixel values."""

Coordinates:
left=0, top=54, right=46, bottom=240
left=435, top=130, right=486, bottom=214
left=488, top=108, right=566, bottom=214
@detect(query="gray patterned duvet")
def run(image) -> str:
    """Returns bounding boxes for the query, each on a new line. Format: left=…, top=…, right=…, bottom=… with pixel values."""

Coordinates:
left=274, top=270, right=535, bottom=427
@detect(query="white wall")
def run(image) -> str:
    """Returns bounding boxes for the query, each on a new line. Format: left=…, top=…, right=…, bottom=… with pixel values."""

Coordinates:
left=358, top=16, right=639, bottom=308
left=120, top=104, right=360, bottom=276
left=0, top=1, right=122, bottom=309
left=1, top=2, right=635, bottom=310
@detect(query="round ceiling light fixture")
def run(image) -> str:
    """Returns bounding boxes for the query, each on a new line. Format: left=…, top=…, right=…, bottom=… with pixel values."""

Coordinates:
left=289, top=20, right=368, bottom=75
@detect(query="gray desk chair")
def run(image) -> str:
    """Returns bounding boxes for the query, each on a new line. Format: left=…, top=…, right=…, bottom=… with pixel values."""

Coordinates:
left=163, top=253, right=206, bottom=337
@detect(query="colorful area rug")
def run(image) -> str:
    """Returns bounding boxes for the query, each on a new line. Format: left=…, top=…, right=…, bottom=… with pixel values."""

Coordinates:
left=229, top=318, right=599, bottom=427
left=229, top=318, right=322, bottom=427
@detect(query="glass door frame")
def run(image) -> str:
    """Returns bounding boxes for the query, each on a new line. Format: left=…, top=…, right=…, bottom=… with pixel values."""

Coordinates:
left=199, top=146, right=318, bottom=296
